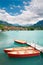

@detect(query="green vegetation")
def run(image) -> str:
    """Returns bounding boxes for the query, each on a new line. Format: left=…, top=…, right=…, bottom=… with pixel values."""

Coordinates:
left=26, top=26, right=43, bottom=30
left=0, top=24, right=43, bottom=31
left=0, top=25, right=4, bottom=31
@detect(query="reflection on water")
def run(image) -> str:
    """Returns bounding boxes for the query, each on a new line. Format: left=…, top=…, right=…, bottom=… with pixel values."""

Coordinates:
left=0, top=53, right=43, bottom=65
left=0, top=31, right=43, bottom=65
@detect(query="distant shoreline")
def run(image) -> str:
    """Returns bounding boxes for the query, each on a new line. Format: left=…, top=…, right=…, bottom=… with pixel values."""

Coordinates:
left=0, top=24, right=43, bottom=31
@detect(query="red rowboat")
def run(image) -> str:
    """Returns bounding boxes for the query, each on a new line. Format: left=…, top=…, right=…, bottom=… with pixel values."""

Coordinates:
left=14, top=40, right=27, bottom=44
left=4, top=46, right=34, bottom=53
left=7, top=49, right=40, bottom=57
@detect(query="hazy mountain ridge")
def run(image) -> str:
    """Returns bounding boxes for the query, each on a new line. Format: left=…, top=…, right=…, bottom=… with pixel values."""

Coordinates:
left=0, top=20, right=33, bottom=27
left=33, top=20, right=43, bottom=27
left=0, top=20, right=43, bottom=27
left=0, top=20, right=21, bottom=27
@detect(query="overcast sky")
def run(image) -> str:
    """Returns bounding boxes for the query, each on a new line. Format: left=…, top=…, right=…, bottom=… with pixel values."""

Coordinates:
left=0, top=0, right=43, bottom=25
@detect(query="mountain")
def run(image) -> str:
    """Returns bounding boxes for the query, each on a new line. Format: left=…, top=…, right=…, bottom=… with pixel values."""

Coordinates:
left=0, top=20, right=21, bottom=27
left=21, top=24, right=33, bottom=27
left=0, top=20, right=43, bottom=27
left=33, top=20, right=43, bottom=27
left=20, top=20, right=43, bottom=27
left=12, top=24, right=21, bottom=27
left=0, top=20, right=43, bottom=30
left=0, top=20, right=11, bottom=26
left=0, top=20, right=32, bottom=27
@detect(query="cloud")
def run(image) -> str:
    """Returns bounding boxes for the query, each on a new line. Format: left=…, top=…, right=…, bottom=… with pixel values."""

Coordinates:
left=10, top=7, right=14, bottom=9
left=0, top=9, right=14, bottom=23
left=2, top=7, right=5, bottom=10
left=0, top=9, right=39, bottom=24
left=23, top=1, right=28, bottom=5
left=20, top=10, right=23, bottom=12
left=10, top=5, right=21, bottom=10
left=10, top=4, right=16, bottom=9
left=0, top=0, right=43, bottom=25
left=27, top=0, right=43, bottom=18
left=17, top=5, right=21, bottom=8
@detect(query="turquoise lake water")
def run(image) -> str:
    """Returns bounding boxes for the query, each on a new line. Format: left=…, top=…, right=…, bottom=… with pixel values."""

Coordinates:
left=0, top=30, right=43, bottom=65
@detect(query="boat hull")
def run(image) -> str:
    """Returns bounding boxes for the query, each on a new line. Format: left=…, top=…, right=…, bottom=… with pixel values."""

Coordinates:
left=4, top=46, right=34, bottom=53
left=7, top=50, right=40, bottom=58
left=8, top=53, right=40, bottom=58
left=14, top=40, right=27, bottom=44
